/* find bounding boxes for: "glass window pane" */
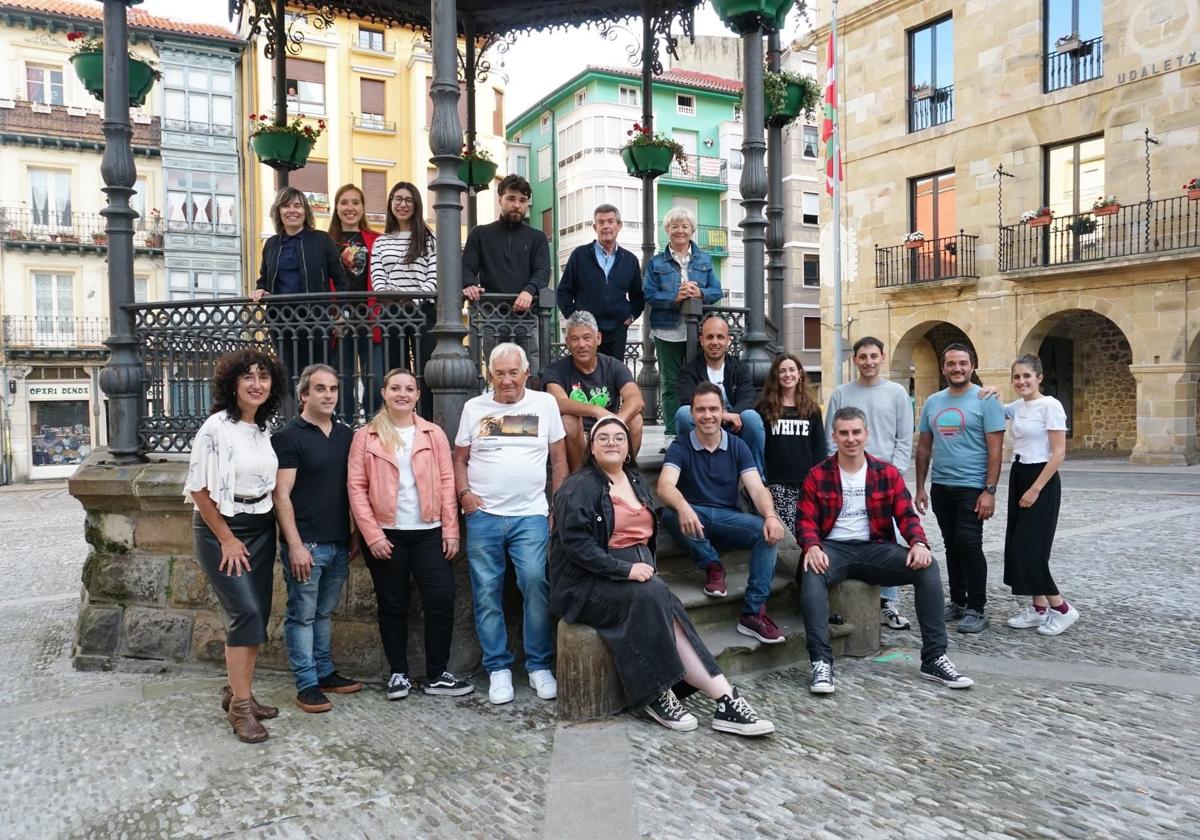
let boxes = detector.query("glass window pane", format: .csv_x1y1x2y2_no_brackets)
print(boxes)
211,72,232,93
167,171,188,189
35,274,52,318
170,271,190,289
165,90,186,121
187,69,208,89
212,96,232,128
188,93,208,123
217,273,237,291
56,276,74,318
167,191,189,225
934,20,953,88
190,171,212,191
165,66,185,86
911,27,932,88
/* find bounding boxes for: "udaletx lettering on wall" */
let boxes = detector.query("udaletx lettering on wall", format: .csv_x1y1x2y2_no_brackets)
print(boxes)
1117,49,1199,83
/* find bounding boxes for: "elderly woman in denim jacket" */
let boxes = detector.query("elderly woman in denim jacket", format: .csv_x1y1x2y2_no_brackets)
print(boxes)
642,207,723,445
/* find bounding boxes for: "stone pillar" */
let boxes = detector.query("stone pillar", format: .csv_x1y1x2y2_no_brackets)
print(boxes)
738,28,772,386
1129,364,1199,465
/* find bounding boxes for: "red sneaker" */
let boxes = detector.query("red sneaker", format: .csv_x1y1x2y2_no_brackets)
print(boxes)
703,564,728,598
737,607,785,644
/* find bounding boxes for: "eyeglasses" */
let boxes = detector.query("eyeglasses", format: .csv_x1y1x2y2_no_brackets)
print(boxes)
390,196,415,206
593,433,628,445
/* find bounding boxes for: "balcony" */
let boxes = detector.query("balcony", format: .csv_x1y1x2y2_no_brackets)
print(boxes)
696,225,731,256
0,100,160,153
1045,36,1103,93
876,231,978,288
0,206,165,253
661,154,728,188
2,316,108,358
352,115,396,133
908,84,954,133
999,196,1200,273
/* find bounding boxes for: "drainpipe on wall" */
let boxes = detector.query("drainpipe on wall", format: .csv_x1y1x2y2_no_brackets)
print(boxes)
548,107,560,341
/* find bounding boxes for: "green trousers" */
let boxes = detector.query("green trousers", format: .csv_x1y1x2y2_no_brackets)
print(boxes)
655,338,687,436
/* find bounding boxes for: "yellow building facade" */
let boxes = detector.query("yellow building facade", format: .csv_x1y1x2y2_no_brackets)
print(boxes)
822,0,1200,464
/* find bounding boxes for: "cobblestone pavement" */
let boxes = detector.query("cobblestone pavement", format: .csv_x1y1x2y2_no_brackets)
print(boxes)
1,464,1198,838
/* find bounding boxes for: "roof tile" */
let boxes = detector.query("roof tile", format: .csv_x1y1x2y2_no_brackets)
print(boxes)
590,64,742,94
0,0,242,42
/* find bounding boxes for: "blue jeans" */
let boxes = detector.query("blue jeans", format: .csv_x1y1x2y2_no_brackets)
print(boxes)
281,541,350,691
464,511,554,674
674,406,766,478
661,503,778,614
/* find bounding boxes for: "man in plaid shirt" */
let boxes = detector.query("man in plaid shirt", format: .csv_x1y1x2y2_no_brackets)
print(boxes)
797,407,974,695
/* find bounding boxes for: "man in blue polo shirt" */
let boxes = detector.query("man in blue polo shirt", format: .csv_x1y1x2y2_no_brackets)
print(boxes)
658,383,787,644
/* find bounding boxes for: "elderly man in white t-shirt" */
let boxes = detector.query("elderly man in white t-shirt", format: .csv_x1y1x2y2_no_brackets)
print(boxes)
453,343,568,705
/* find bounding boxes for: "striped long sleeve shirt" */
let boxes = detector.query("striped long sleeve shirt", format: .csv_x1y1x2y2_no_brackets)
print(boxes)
369,232,437,293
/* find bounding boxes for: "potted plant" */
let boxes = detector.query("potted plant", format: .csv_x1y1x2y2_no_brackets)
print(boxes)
758,69,820,127
903,231,926,249
620,123,688,179
1055,32,1081,54
1184,178,1200,200
1092,195,1120,216
1022,207,1054,227
911,83,933,101
1071,218,1096,236
67,31,161,108
458,146,498,190
145,232,164,248
709,0,794,33
248,113,325,171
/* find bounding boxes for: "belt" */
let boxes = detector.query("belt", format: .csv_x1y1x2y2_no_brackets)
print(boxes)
233,492,269,505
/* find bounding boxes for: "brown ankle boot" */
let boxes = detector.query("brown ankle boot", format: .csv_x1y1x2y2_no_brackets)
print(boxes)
221,685,279,720
227,696,269,743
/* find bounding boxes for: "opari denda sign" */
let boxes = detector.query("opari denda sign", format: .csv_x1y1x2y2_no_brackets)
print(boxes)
1117,49,1199,83
27,384,92,399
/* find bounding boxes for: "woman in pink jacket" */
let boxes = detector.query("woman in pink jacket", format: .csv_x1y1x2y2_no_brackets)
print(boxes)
347,368,474,701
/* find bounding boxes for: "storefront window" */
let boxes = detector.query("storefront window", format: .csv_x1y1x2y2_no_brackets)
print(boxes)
30,400,91,466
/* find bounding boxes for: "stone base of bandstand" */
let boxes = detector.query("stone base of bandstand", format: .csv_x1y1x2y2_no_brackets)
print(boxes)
67,450,501,678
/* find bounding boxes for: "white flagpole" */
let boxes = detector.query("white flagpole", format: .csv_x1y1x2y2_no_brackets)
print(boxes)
831,0,844,386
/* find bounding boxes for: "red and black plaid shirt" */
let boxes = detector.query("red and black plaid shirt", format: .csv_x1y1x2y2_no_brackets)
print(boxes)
798,454,927,551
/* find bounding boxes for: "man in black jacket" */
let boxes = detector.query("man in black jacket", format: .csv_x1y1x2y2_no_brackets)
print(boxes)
556,204,644,361
675,314,765,476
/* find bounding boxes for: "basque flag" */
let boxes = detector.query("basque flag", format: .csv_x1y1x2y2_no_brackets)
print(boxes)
821,30,844,196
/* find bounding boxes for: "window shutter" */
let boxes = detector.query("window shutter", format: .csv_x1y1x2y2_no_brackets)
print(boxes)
284,57,324,83
361,170,388,217
292,161,328,198
360,78,385,115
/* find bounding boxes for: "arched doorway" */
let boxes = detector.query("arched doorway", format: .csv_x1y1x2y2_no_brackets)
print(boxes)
1019,309,1137,455
891,319,979,417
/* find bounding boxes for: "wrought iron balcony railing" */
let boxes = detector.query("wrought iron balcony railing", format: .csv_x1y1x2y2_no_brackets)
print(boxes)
0,206,164,251
352,115,397,132
664,154,728,185
908,84,954,132
2,315,109,356
1045,36,1104,93
696,225,732,255
0,100,160,149
999,195,1200,272
876,231,979,288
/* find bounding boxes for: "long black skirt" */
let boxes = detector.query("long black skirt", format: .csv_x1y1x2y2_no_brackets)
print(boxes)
193,511,277,646
1003,460,1061,596
568,544,721,711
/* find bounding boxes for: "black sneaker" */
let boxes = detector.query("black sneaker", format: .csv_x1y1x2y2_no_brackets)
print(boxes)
809,660,835,695
944,602,966,622
920,654,974,689
423,671,475,697
318,671,363,694
712,688,775,736
644,689,698,731
386,673,412,700
295,686,332,713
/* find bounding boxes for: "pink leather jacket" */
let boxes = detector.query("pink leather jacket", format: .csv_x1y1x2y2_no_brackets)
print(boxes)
347,414,459,548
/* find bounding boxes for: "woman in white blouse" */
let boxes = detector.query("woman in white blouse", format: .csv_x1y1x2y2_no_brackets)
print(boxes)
1003,354,1077,636
185,349,286,743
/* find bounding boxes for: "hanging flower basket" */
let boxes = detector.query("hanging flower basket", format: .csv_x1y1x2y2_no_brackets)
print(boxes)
1183,179,1200,200
67,32,160,108
710,0,794,33
458,147,498,189
759,70,820,127
620,124,687,179
248,114,324,171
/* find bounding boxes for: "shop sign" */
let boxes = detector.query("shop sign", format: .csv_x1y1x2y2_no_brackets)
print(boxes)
27,383,92,399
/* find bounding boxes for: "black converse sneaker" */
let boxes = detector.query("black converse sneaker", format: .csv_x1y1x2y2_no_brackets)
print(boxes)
809,660,836,695
423,671,475,697
920,654,975,689
712,688,775,737
386,673,412,700
644,689,698,731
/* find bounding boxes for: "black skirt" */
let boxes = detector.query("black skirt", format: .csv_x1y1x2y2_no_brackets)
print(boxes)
1003,460,1061,596
567,544,721,710
193,511,277,646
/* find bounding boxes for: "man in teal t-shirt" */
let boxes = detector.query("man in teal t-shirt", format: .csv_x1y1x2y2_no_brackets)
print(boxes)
914,344,1006,634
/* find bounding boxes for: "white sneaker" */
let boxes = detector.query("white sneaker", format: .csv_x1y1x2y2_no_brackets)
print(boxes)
1007,606,1047,629
1037,604,1079,636
528,669,558,700
488,669,514,705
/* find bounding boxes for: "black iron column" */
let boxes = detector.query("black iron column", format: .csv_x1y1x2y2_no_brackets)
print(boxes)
463,21,479,230
738,28,772,384
97,0,145,463
765,30,785,350
424,0,474,442
635,6,660,424
273,0,288,189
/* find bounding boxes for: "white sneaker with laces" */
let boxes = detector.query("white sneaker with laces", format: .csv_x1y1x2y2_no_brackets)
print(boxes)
1037,604,1079,636
528,669,558,700
1007,606,1047,629
488,669,514,705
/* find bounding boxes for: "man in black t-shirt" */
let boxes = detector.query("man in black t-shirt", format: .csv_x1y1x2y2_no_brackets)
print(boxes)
543,310,644,469
271,364,361,714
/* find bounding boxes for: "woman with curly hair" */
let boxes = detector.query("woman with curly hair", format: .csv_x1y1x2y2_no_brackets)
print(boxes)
755,353,825,537
184,349,286,743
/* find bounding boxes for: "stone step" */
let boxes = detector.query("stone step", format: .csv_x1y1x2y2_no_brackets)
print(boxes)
656,553,795,626
696,614,855,679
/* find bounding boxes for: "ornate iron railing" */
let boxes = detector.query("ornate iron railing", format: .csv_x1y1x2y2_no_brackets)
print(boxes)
0,100,160,149
999,196,1200,272
0,206,164,250
696,225,731,255
2,315,109,356
665,154,728,185
908,84,954,132
875,231,979,287
1045,36,1103,93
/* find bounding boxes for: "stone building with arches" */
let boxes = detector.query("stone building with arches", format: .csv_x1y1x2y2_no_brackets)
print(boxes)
817,0,1199,464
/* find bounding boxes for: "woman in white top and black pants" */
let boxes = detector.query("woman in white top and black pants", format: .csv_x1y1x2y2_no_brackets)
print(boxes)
1003,354,1078,636
184,349,286,743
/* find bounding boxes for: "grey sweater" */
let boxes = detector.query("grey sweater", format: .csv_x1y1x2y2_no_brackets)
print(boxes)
824,379,914,471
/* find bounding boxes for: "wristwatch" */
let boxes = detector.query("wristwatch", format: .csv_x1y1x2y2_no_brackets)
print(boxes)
983,484,997,495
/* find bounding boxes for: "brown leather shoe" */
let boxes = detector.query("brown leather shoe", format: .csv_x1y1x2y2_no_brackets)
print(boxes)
221,685,279,720
227,696,269,743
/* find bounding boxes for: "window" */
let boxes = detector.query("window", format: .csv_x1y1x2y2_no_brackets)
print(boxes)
163,65,233,134
493,89,504,136
729,148,744,170
673,129,698,156
131,177,149,231
802,192,819,225
357,26,385,51
575,89,587,107
542,208,553,239
29,168,71,227
802,125,818,158
34,273,74,338
168,270,238,301
676,94,696,115
1045,136,1104,216
911,170,956,241
802,254,820,286
134,275,150,303
618,85,638,106
361,169,388,220
541,112,552,132
285,57,326,116
513,152,528,178
165,170,238,233
1044,0,1104,92
803,316,821,351
292,161,330,213
733,104,743,123
909,17,954,131
1045,0,1102,55
537,145,551,180
360,78,386,125
26,64,64,105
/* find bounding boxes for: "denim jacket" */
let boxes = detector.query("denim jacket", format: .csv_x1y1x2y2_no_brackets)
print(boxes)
641,242,723,331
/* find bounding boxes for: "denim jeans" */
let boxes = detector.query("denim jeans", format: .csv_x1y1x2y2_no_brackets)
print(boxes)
661,503,778,614
798,540,947,665
930,483,989,611
674,406,766,478
464,511,554,674
281,541,350,691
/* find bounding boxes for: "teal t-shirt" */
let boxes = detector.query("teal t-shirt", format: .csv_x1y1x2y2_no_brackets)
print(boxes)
918,385,1007,488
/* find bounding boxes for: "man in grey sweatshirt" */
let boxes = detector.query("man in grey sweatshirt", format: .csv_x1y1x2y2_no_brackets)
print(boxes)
824,336,915,631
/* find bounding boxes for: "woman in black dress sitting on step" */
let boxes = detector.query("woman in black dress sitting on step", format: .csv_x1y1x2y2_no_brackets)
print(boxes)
549,416,775,737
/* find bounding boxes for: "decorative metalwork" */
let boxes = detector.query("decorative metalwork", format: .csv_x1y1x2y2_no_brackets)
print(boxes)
908,84,955,132
242,1,336,59
1044,36,1103,93
875,232,979,287
597,21,643,68
1,206,165,252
